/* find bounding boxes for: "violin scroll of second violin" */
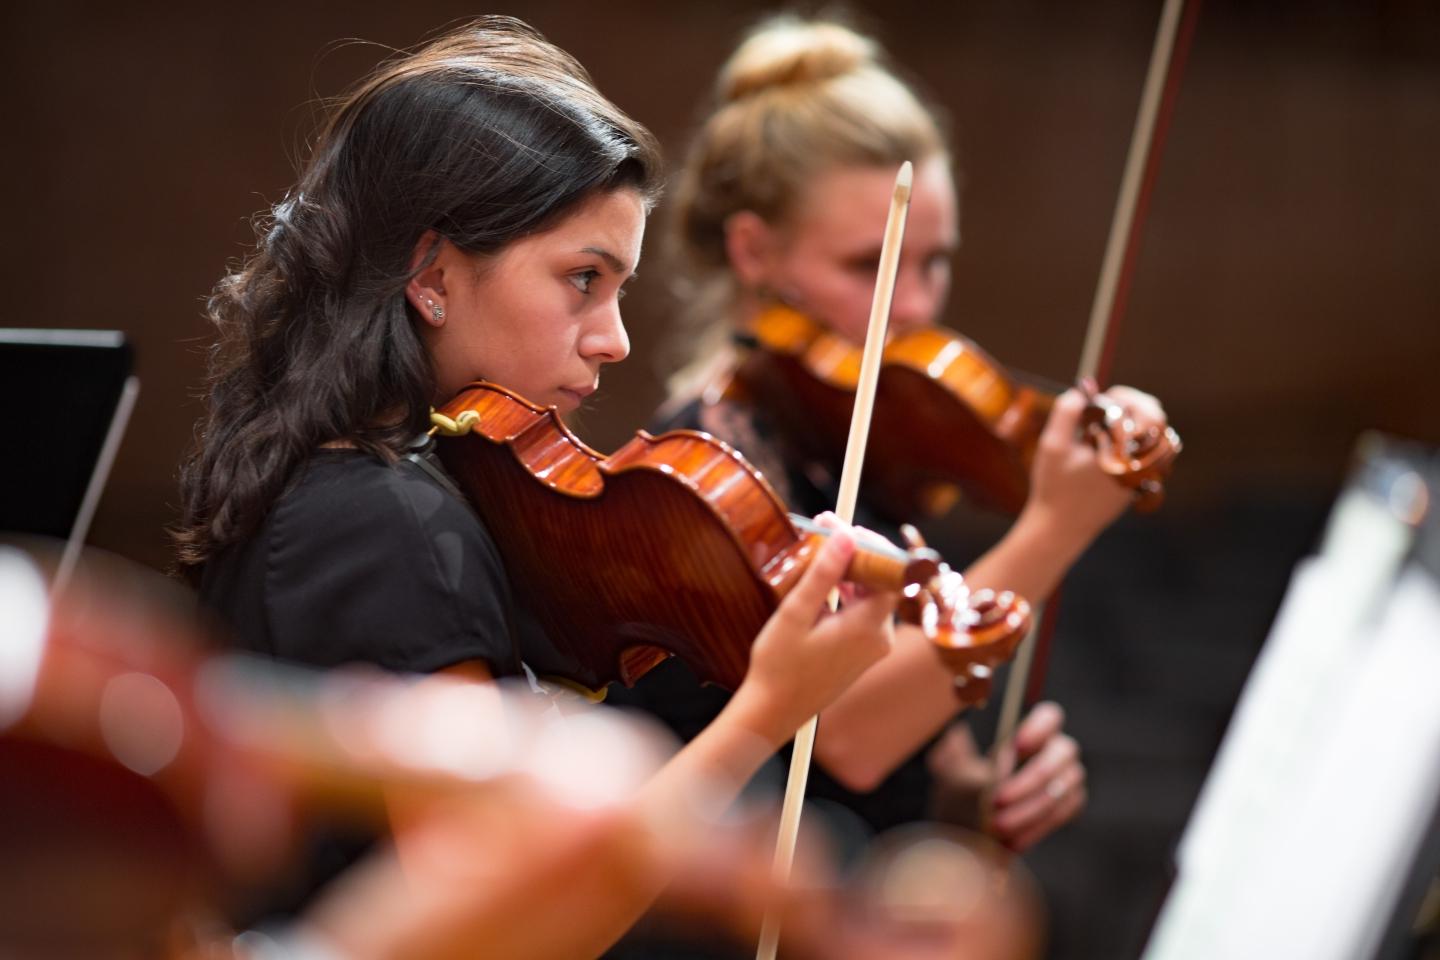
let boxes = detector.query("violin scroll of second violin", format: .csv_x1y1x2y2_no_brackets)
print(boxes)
1079,386,1183,512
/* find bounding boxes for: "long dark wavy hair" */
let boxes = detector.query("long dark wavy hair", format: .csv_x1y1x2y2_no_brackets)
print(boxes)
174,17,662,581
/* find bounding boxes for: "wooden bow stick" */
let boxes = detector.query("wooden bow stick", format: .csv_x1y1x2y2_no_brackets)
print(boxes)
754,161,913,960
991,0,1197,768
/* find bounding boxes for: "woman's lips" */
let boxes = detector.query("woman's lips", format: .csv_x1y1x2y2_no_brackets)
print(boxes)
557,385,595,411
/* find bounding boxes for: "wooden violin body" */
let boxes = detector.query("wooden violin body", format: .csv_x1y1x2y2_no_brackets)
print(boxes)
734,305,1180,521
433,381,1029,699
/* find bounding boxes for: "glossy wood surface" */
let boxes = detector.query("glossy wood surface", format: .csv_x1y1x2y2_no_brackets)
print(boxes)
737,305,1178,519
434,382,1030,695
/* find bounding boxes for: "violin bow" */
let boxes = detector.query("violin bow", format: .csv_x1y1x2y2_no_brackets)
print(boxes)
991,0,1201,762
754,161,914,960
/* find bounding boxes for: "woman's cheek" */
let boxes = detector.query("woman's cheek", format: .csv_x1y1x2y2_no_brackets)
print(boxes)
839,280,878,333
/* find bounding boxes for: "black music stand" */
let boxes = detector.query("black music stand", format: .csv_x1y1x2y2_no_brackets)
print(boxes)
0,329,138,586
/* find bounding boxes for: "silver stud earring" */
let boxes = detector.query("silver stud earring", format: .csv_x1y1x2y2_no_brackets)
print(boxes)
429,300,445,322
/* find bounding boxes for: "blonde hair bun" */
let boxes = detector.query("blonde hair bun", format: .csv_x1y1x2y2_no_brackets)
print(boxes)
719,17,877,103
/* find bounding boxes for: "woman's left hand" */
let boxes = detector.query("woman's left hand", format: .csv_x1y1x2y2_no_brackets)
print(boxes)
1022,384,1170,556
989,701,1087,853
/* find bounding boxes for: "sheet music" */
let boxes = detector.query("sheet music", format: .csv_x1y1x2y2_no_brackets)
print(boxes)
1145,486,1439,959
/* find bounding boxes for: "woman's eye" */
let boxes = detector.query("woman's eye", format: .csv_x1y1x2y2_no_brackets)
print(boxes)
568,269,601,294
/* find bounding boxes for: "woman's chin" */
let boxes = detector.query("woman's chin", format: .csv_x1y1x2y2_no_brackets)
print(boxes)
554,389,584,414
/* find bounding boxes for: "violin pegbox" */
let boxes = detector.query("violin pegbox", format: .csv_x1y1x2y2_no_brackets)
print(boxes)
1079,389,1183,513
902,561,1031,709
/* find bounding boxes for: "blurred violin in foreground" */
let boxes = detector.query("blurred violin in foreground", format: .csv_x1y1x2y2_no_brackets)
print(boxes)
731,304,1182,519
0,548,1043,960
0,546,679,958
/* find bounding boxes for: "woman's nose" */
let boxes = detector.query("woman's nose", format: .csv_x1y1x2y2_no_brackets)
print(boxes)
582,303,630,364
888,268,942,333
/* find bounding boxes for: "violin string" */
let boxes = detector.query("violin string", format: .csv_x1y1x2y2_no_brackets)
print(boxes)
1010,367,1073,396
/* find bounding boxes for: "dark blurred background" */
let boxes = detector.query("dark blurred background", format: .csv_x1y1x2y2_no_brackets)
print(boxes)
2,1,1437,956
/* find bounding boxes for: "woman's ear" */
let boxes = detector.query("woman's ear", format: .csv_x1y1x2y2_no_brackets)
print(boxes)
406,230,449,327
723,211,779,292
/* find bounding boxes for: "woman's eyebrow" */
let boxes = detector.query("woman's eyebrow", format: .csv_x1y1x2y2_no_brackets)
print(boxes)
580,245,629,274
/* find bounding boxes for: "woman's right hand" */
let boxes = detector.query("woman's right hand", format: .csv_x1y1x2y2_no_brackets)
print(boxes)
728,521,897,747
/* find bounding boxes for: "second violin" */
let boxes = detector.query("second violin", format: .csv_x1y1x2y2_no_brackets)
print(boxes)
732,304,1182,520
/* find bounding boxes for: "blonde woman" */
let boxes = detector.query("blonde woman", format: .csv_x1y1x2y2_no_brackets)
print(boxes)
612,16,1169,856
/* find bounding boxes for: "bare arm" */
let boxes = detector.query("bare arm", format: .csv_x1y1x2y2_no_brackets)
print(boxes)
300,526,898,960
812,506,1092,790
813,387,1159,790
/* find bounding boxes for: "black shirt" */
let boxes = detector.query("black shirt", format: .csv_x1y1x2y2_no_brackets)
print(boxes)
200,449,522,676
198,446,543,923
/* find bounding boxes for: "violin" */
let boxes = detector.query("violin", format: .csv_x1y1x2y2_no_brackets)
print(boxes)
431,380,1031,703
0,546,681,958
730,304,1182,520
1,551,647,829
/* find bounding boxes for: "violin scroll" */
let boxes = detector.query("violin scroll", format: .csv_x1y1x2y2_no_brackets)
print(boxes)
1079,386,1183,512
899,572,1031,707
788,515,1029,705
891,525,1032,706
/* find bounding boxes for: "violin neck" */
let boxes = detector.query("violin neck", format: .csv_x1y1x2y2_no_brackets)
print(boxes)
787,513,908,562
787,513,941,595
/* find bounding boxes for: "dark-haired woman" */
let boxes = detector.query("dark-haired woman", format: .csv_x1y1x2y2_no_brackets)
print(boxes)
178,18,897,956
